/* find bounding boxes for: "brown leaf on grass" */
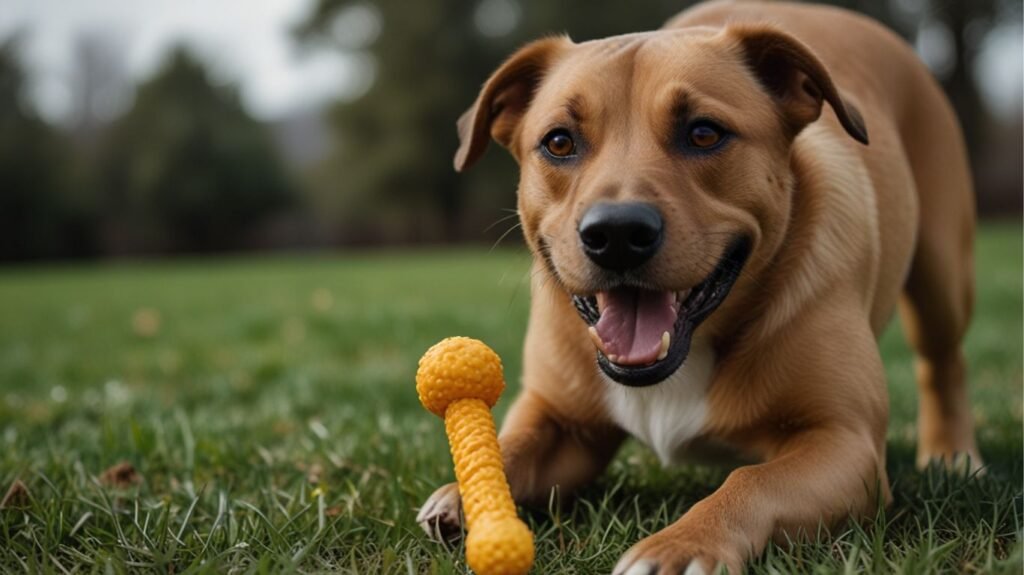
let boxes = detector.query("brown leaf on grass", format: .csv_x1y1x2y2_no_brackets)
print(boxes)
0,480,30,509
131,307,162,338
100,461,142,487
325,506,343,517
272,419,296,435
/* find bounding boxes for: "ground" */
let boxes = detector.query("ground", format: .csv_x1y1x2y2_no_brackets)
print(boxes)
0,224,1020,574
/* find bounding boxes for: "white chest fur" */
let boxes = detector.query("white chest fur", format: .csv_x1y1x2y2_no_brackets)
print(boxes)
603,336,715,465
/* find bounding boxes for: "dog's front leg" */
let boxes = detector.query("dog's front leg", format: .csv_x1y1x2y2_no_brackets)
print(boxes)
614,305,893,575
418,388,624,540
612,427,887,574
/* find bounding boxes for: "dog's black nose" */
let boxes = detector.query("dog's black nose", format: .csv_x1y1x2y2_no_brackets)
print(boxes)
578,202,664,271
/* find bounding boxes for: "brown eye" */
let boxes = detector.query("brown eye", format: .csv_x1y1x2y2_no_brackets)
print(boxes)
542,130,576,158
688,123,724,149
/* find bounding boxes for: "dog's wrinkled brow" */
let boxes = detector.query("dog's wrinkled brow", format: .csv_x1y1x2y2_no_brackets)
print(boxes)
662,88,736,128
666,88,693,120
563,95,585,123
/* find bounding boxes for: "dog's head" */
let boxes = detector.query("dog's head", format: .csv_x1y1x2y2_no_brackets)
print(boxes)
456,25,867,386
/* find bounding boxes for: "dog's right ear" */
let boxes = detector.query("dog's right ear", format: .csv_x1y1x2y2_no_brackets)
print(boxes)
454,36,571,172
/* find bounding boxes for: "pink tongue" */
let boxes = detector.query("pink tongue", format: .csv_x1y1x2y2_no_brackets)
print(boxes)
594,288,677,366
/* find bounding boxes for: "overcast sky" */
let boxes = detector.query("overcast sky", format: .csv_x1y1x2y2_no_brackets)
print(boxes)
2,1,1021,123
1,0,361,122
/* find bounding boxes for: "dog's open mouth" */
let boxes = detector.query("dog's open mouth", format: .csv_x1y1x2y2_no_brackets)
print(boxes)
572,237,751,387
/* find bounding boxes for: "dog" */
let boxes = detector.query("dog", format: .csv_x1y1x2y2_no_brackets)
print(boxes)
418,1,981,572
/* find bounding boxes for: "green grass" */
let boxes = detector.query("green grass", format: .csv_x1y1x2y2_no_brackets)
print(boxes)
0,224,1020,574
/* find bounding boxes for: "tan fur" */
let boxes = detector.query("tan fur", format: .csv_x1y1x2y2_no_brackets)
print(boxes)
419,1,980,572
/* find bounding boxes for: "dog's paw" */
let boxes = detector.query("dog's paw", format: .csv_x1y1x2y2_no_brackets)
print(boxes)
915,448,985,475
416,482,464,542
612,529,735,575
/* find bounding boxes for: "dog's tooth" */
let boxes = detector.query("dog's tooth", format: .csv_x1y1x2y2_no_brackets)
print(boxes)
657,331,671,361
608,354,619,363
587,326,608,354
676,288,691,303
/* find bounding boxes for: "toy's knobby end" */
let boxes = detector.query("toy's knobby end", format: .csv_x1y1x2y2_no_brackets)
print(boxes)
466,517,535,575
416,337,505,417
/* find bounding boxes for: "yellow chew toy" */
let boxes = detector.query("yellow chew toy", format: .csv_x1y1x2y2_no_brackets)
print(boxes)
416,337,535,575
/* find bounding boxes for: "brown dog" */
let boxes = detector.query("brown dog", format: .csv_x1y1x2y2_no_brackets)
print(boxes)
418,1,981,572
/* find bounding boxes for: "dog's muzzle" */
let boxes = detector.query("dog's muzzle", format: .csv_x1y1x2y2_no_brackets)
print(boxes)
573,236,751,387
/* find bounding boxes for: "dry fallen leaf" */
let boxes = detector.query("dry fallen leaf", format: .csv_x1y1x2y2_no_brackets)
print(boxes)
0,480,30,509
100,461,142,487
132,307,162,337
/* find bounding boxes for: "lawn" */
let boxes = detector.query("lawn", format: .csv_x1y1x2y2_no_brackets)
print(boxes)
0,225,1020,574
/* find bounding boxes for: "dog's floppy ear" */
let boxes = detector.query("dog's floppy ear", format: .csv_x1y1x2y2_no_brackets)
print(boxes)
454,36,571,172
729,24,868,145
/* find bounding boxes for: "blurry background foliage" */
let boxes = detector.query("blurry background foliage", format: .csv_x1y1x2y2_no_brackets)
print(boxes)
1,0,1020,261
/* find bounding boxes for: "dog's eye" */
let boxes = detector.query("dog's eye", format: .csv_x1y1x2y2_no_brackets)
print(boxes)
542,130,576,158
687,122,725,149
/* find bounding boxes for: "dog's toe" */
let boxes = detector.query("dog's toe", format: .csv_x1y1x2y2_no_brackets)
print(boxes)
620,559,659,575
416,482,463,542
614,557,710,575
682,563,710,575
614,556,713,575
613,529,727,575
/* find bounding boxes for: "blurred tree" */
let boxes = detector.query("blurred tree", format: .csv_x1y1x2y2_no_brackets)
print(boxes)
69,30,130,146
927,0,1010,173
97,47,295,253
0,35,77,261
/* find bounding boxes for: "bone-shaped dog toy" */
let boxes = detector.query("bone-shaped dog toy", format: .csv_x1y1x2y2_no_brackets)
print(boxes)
416,337,534,575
